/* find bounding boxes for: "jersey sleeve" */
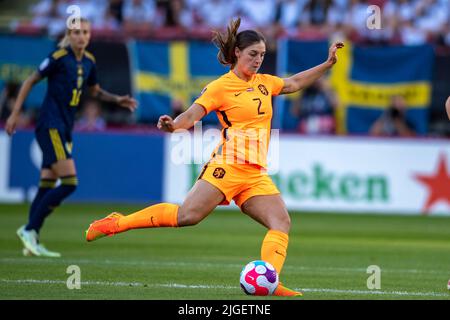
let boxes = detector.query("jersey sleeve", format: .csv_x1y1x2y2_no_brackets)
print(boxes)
37,55,57,78
266,74,284,96
194,81,222,114
87,62,98,87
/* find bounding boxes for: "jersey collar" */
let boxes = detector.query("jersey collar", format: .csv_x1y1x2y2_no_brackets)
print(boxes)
66,46,84,62
229,70,257,85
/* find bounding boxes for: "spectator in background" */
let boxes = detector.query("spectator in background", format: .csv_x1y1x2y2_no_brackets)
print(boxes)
123,0,159,34
274,0,307,36
197,0,236,29
299,0,331,28
398,17,428,45
290,78,337,135
31,0,67,37
93,2,121,31
370,95,416,137
414,0,448,43
298,0,345,40
237,0,277,30
67,0,104,22
163,0,195,29
75,99,107,131
345,0,371,42
109,0,124,24
326,0,349,41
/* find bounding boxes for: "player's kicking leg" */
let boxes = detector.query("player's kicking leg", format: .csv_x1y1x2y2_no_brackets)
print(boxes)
85,180,224,241
241,194,303,297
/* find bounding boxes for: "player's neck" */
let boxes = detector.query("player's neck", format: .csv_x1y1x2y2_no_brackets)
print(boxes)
232,68,253,82
70,45,85,61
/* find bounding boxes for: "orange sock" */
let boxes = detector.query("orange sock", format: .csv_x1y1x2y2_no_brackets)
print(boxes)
117,203,179,232
260,229,289,275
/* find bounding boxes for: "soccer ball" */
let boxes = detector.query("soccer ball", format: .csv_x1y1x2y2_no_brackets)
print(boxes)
240,260,279,296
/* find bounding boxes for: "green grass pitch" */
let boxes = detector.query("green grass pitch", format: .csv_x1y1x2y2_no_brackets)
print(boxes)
0,203,449,300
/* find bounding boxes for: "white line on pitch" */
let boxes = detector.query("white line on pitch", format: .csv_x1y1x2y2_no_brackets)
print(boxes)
1,279,449,298
0,258,448,275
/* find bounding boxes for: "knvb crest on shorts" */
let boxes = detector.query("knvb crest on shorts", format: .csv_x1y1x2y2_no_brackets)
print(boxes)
213,167,226,179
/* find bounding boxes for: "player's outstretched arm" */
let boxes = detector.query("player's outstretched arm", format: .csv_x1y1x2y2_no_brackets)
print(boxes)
446,96,450,120
89,85,137,112
280,42,344,95
5,72,42,136
157,103,205,133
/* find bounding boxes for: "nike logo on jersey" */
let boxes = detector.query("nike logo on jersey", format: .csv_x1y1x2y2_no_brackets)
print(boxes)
235,88,254,96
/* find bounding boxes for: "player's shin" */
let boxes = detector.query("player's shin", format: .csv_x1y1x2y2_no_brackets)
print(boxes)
260,229,288,275
117,203,179,232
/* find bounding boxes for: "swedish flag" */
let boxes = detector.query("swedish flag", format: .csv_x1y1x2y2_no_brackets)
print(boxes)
129,40,228,123
276,40,435,134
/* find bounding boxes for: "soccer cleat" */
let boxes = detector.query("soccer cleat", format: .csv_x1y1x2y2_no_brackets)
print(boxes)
22,244,61,258
16,226,41,256
36,244,61,258
85,212,123,242
273,283,303,297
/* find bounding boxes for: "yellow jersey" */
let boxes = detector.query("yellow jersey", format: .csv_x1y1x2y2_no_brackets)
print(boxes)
195,70,284,168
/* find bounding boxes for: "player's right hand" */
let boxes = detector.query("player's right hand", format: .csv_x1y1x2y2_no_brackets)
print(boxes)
157,115,175,132
5,114,18,136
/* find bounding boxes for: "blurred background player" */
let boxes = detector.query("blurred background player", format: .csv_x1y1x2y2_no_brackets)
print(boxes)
5,18,137,257
85,18,343,297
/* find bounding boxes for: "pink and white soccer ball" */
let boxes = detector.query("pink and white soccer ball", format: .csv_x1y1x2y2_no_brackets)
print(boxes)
240,260,279,295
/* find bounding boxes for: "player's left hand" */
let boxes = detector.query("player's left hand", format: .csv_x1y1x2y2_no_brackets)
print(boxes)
327,42,344,66
117,95,138,112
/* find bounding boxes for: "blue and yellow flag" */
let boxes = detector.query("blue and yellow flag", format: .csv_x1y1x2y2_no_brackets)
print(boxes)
129,40,228,123
274,40,329,129
276,40,435,134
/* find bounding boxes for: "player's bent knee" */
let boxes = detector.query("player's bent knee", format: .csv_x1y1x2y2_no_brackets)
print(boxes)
269,212,291,233
177,204,209,227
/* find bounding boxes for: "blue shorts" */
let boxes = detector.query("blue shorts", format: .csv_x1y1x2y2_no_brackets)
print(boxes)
35,127,73,169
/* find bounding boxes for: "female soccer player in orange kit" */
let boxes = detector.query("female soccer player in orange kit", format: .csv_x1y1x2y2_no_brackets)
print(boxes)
86,18,343,297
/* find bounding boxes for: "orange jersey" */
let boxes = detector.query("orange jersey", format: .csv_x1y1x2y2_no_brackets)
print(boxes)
194,70,284,168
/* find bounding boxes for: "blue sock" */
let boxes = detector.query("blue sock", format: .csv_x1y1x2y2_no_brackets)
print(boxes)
26,176,78,233
25,179,57,231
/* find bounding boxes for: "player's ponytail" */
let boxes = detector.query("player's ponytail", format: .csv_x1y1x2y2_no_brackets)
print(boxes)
212,17,241,67
212,17,266,68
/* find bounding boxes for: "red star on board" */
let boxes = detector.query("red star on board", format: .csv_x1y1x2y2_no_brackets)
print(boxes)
414,154,450,214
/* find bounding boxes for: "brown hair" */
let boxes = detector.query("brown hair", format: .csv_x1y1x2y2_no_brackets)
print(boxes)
212,17,266,68
58,18,90,48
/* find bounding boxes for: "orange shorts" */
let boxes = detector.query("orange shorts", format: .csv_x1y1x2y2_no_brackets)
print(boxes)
198,162,280,208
